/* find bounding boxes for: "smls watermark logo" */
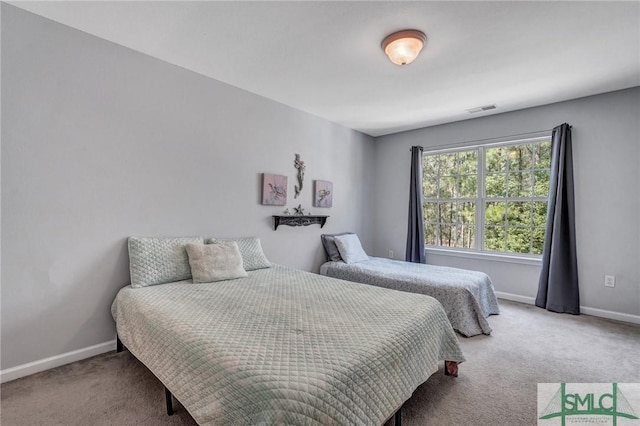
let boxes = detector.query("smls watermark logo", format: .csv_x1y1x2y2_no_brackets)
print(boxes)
538,383,640,425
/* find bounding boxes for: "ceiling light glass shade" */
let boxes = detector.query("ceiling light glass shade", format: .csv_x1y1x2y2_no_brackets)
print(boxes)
382,30,426,66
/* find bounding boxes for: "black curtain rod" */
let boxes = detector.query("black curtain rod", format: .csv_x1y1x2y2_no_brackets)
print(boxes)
408,128,555,152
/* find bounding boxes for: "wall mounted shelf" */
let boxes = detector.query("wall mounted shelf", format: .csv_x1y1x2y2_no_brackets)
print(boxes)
272,215,329,230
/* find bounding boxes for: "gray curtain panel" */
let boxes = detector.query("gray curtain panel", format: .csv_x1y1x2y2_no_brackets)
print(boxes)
406,146,426,263
535,123,580,314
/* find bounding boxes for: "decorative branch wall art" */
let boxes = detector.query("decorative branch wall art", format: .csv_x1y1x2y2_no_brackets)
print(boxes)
314,180,333,208
262,173,288,205
294,153,306,199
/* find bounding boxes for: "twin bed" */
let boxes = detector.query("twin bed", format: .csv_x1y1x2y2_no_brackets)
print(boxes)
321,257,499,337
320,233,500,337
112,236,466,425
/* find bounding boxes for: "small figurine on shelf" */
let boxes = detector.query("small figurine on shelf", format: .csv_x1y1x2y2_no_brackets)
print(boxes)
293,204,305,215
283,208,291,215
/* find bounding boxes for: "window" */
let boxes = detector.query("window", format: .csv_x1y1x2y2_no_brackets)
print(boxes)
422,137,552,256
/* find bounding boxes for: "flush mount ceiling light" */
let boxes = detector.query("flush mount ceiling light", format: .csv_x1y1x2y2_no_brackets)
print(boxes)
382,29,427,66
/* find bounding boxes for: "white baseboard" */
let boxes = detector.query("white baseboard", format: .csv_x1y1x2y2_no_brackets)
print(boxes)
495,291,640,325
0,339,116,384
579,306,640,325
495,291,536,305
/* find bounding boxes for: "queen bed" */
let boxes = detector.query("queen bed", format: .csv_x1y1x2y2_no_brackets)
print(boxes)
320,234,500,337
112,236,465,426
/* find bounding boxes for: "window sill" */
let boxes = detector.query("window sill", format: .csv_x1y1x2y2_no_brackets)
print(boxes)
425,247,542,266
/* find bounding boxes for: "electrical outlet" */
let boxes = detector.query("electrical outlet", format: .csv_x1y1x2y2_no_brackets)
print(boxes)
388,250,394,259
604,275,615,288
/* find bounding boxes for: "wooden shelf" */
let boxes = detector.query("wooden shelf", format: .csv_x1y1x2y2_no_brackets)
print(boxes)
272,215,329,230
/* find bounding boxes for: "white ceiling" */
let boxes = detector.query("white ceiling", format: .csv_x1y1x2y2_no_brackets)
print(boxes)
10,1,640,137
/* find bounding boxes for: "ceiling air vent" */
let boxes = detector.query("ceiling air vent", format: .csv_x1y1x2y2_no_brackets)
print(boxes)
467,104,497,114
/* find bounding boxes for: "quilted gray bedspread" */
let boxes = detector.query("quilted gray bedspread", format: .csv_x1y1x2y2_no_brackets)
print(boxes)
320,258,500,337
112,265,464,426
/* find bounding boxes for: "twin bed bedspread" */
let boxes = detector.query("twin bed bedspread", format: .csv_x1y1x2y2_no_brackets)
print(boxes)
112,264,465,425
320,257,500,337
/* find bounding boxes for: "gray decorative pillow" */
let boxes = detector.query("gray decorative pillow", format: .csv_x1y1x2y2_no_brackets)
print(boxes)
128,236,204,288
334,234,369,264
207,237,271,271
320,232,353,262
185,242,248,283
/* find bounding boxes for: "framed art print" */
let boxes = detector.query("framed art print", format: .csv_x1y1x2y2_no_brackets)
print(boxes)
262,173,288,206
314,180,333,208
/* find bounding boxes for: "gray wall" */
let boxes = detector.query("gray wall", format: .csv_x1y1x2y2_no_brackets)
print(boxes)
373,87,640,317
1,5,374,369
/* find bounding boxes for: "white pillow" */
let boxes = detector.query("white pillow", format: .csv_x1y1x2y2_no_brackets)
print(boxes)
185,241,248,283
334,234,369,264
207,237,271,271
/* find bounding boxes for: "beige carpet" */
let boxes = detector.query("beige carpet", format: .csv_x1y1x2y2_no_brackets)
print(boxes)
2,300,639,425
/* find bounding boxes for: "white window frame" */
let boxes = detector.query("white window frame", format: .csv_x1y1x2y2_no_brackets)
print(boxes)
422,135,551,262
